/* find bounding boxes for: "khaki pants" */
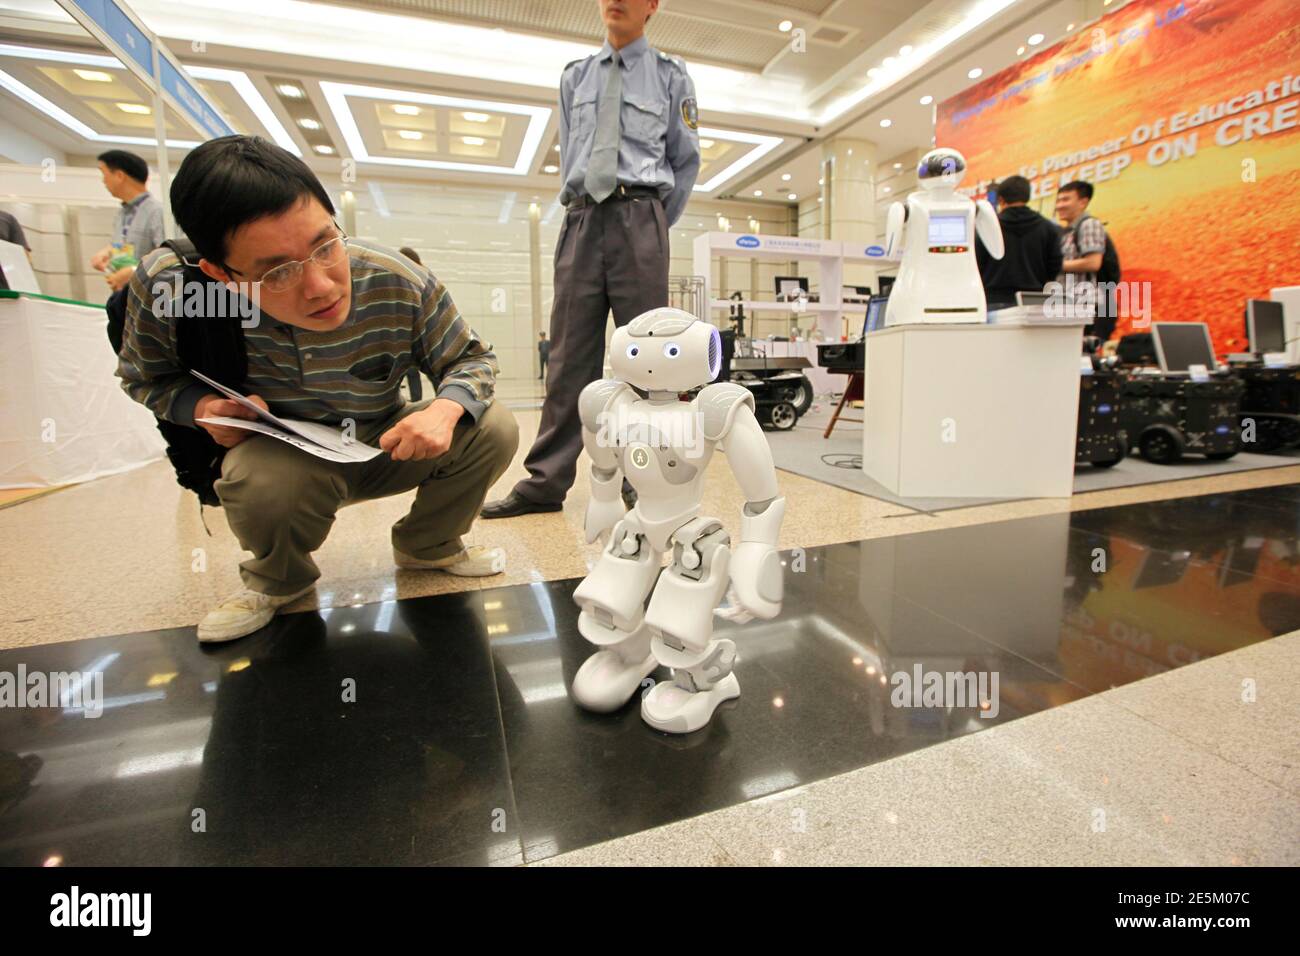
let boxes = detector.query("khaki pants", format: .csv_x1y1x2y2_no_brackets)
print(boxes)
215,400,520,595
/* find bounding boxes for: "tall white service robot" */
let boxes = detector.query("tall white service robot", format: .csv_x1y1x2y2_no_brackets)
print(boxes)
571,308,786,734
883,147,1004,327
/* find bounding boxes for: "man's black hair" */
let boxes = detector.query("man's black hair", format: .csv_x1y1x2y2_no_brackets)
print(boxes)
170,135,335,266
96,149,149,184
995,175,1031,205
398,246,422,265
1058,179,1094,202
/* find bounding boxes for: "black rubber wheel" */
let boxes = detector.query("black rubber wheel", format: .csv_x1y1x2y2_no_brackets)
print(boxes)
1091,431,1129,468
790,376,815,417
769,402,797,431
1139,429,1183,464
1204,451,1237,461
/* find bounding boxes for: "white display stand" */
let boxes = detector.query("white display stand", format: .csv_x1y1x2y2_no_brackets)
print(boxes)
1,292,165,488
862,320,1086,499
693,231,896,395
1269,285,1300,364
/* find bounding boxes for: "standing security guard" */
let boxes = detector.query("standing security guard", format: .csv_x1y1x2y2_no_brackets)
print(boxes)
482,0,700,518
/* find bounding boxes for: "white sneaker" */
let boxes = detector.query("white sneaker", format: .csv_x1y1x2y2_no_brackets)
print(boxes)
393,545,506,577
196,585,314,643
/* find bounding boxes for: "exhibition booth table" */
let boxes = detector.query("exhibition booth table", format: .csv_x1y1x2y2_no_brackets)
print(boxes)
0,290,165,488
863,319,1088,499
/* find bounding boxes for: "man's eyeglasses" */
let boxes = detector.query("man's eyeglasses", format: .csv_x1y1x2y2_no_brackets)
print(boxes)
185,228,350,293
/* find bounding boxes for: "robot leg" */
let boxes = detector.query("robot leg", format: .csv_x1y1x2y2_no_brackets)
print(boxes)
641,517,739,734
570,516,662,712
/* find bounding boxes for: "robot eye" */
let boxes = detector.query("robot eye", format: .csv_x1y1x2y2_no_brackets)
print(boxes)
626,344,639,358
662,342,681,358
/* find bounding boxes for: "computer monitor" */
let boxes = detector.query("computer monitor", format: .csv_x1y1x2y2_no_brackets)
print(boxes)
1152,322,1216,374
1016,291,1052,308
862,294,890,336
775,276,809,298
1246,299,1286,354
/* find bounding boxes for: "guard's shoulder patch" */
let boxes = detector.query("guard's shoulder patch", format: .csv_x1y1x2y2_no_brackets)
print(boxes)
680,96,698,130
696,382,755,441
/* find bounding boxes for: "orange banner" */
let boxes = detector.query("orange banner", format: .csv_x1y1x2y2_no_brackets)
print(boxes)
937,0,1300,352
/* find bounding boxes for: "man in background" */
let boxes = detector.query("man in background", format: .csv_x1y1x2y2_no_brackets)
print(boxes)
976,174,1062,310
1056,179,1115,340
481,0,700,518
537,331,550,380
90,149,165,294
0,209,32,263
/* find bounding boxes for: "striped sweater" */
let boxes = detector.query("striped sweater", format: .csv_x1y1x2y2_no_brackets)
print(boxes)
116,239,498,428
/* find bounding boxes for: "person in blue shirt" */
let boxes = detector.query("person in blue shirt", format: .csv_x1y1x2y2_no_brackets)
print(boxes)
483,0,700,518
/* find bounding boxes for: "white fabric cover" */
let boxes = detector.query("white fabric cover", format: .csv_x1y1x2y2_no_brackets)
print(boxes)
1,295,165,488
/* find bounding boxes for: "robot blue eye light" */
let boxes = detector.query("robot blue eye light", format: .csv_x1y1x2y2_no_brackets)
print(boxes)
663,343,680,358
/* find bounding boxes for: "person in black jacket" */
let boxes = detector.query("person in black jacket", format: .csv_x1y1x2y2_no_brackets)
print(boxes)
976,175,1063,310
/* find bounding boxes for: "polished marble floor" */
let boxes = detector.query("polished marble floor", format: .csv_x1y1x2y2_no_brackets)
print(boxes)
1,485,1296,865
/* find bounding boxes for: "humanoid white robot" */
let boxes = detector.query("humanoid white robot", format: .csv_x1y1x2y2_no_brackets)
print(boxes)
571,308,786,734
883,147,1004,327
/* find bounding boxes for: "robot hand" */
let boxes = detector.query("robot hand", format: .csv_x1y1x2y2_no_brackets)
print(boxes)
583,465,626,543
715,585,754,625
726,541,783,620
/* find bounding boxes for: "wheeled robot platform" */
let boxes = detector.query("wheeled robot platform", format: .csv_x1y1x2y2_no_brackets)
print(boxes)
1119,375,1243,464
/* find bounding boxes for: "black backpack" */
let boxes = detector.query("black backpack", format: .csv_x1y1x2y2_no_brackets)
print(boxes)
107,239,248,506
1072,214,1122,286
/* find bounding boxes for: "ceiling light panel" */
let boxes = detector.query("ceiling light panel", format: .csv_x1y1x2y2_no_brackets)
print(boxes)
321,81,549,175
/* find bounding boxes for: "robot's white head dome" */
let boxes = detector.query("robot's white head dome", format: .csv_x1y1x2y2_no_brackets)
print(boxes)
610,307,722,392
916,148,967,191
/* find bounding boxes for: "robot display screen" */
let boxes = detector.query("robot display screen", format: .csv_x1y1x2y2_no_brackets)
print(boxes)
1247,300,1286,353
1153,322,1216,373
927,215,968,245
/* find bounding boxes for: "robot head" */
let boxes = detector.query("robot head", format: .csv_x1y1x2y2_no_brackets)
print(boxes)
916,148,967,191
609,308,722,392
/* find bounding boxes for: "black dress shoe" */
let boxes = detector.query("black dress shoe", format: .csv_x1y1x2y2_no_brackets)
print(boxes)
480,490,562,519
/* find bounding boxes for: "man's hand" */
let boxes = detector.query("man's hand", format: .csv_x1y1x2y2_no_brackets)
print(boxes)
194,393,270,448
90,247,111,272
105,266,134,292
379,398,464,461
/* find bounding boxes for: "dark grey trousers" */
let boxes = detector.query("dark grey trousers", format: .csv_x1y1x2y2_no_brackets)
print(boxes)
514,193,669,503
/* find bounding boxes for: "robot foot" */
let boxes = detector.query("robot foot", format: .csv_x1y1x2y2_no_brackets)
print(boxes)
572,649,658,714
641,672,740,734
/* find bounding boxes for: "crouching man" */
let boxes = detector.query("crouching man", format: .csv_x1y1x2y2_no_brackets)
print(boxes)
117,135,519,643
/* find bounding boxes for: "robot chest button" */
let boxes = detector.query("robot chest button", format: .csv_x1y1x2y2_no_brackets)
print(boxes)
629,446,652,469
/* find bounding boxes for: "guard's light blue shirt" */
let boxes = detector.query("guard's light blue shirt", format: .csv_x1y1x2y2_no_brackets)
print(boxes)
557,35,701,226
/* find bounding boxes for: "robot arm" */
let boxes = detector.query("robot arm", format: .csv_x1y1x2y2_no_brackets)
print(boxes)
699,386,785,620
579,379,632,543
884,200,906,259
974,198,1004,259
